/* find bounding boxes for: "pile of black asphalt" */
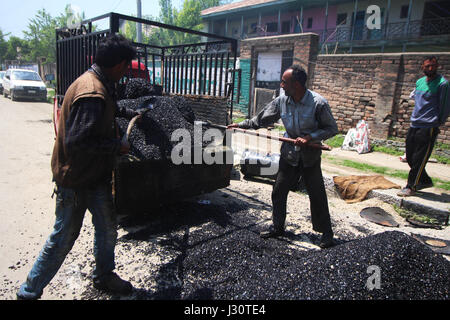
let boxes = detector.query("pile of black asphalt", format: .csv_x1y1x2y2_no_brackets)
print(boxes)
120,78,162,100
179,215,449,300
83,195,449,300
116,95,202,161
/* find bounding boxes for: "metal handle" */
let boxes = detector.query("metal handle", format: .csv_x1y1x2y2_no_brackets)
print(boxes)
194,121,331,151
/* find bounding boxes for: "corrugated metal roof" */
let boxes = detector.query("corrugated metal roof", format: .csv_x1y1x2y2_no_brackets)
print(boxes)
201,0,279,16
201,0,353,17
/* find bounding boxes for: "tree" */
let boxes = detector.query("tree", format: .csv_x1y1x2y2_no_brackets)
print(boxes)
160,0,175,25
3,36,30,63
199,0,222,10
11,5,88,65
141,0,227,46
0,29,9,66
22,9,58,63
167,0,226,45
172,0,203,44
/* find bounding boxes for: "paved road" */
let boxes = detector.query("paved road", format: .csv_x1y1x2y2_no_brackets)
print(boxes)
0,95,56,298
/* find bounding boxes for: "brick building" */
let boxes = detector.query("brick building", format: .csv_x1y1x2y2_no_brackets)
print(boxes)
201,1,450,144
202,0,450,53
236,33,450,143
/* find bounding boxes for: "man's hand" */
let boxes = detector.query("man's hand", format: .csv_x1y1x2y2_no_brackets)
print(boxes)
294,135,312,146
227,123,239,129
119,140,130,155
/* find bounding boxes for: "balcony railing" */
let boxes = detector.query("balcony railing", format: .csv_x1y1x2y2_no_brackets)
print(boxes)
241,17,450,45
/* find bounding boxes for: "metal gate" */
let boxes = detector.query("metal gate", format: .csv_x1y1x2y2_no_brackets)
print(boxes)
55,12,238,117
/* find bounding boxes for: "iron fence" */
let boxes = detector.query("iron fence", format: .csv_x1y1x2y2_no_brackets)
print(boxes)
55,12,238,110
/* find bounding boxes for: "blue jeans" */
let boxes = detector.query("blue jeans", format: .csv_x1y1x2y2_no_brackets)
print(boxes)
17,183,117,299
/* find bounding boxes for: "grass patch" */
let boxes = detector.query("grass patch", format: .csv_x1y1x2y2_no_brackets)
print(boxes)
435,141,450,150
232,117,245,124
371,145,404,156
46,88,55,104
435,180,450,191
434,154,450,165
392,204,440,225
325,134,345,148
340,159,409,179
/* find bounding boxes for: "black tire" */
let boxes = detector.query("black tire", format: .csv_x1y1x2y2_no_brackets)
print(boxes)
3,90,7,98
10,90,16,101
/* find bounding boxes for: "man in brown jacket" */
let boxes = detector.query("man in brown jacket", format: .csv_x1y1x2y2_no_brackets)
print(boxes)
17,34,140,299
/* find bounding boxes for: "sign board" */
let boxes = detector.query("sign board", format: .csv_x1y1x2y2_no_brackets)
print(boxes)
256,52,282,82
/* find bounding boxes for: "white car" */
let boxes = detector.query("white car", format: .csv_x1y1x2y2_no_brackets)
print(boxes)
0,71,5,94
3,69,47,101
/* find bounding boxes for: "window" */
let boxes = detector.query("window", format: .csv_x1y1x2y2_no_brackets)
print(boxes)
281,21,291,34
250,23,257,34
266,22,278,32
11,71,42,81
307,17,313,29
400,5,409,19
337,13,347,25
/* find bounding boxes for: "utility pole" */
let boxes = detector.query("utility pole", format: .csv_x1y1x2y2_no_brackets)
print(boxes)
137,0,142,42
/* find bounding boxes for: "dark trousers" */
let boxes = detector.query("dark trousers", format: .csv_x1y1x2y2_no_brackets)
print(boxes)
405,127,439,189
271,156,332,233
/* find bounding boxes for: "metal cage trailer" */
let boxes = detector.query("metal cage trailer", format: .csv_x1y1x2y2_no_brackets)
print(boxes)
53,13,239,215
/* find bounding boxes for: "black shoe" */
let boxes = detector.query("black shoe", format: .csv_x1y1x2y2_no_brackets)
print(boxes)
93,272,132,295
260,227,284,239
319,231,334,249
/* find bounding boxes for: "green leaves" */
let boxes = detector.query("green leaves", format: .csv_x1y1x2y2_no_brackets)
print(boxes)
23,9,57,63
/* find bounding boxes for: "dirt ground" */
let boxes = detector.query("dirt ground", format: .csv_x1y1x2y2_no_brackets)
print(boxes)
0,97,448,300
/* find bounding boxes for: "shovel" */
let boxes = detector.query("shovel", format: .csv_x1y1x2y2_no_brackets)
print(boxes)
121,103,153,144
194,120,332,151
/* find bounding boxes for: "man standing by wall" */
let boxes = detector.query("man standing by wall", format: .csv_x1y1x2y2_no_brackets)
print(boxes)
17,34,141,299
228,65,338,248
398,56,449,197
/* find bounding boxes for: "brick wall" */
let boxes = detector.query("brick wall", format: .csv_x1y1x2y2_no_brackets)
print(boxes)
238,33,450,144
310,54,382,132
309,53,450,144
178,94,229,125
